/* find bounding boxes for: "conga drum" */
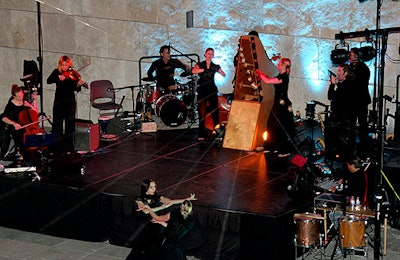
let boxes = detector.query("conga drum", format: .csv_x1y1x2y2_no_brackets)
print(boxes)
339,215,366,248
294,213,320,248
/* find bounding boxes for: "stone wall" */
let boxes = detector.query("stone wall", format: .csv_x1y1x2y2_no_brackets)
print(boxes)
0,0,399,132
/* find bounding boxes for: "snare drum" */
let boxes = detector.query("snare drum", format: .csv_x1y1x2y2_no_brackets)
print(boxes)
155,94,187,127
339,215,366,248
294,213,320,248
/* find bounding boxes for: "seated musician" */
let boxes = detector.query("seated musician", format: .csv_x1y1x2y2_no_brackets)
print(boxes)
328,157,368,230
1,84,38,156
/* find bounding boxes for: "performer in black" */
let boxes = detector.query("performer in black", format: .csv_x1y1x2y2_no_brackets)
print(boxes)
256,58,295,157
1,84,38,156
47,55,85,155
137,200,195,260
126,179,196,259
327,63,357,160
349,48,371,158
192,47,226,140
147,45,190,94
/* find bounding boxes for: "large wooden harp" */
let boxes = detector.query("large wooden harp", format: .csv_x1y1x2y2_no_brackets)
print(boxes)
223,35,278,151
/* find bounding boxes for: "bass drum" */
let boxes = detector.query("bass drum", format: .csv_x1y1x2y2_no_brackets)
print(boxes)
156,94,187,127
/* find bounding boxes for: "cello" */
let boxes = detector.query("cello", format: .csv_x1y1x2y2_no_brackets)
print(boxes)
18,106,50,150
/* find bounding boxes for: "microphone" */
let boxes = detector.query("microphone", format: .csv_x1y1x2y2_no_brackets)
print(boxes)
328,70,336,77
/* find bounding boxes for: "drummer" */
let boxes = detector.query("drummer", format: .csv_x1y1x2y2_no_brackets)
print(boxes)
146,45,190,94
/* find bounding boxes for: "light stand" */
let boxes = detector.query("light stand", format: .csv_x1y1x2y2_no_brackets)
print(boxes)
335,25,400,260
36,1,51,126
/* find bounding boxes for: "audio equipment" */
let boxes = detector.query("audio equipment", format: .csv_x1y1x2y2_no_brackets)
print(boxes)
75,119,100,152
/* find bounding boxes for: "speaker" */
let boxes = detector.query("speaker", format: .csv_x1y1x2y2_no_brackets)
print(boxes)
75,119,100,152
186,10,193,28
324,119,353,161
223,100,268,151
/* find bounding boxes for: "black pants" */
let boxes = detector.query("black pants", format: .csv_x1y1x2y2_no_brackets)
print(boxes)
197,89,219,138
0,128,11,158
266,102,295,153
52,99,76,154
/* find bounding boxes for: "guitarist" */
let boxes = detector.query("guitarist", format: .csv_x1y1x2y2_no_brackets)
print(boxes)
1,84,38,158
47,55,86,155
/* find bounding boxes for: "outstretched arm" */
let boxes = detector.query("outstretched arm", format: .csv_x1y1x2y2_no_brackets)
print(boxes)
160,193,197,207
255,69,281,84
135,199,173,214
142,205,171,223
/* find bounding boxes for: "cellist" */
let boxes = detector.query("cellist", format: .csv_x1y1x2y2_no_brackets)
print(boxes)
0,84,38,156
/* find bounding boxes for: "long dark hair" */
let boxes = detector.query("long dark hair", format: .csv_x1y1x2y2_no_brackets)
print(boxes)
140,178,156,198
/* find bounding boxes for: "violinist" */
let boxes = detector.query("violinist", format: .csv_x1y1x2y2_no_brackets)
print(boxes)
1,84,38,156
47,55,85,155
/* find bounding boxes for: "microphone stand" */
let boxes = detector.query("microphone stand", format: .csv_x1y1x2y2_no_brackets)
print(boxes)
113,84,142,113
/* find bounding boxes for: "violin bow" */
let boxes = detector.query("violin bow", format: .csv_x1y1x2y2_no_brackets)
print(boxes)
74,60,91,72
20,116,51,130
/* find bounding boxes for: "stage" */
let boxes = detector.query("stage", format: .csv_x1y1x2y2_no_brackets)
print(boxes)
3,118,399,259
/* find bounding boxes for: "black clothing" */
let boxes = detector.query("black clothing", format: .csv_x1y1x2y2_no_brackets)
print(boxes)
47,69,80,154
351,62,371,158
1,99,27,152
345,169,366,201
0,124,11,158
266,72,295,153
135,194,164,222
327,79,358,160
147,58,187,92
196,61,221,138
328,79,356,118
127,194,165,260
127,207,195,260
158,209,194,260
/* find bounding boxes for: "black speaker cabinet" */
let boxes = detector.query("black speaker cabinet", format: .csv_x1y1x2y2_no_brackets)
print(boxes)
75,119,99,152
324,119,354,161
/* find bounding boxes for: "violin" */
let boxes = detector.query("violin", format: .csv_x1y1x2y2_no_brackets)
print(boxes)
63,67,88,89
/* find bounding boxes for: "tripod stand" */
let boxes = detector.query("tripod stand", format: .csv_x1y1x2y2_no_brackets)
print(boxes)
185,76,199,128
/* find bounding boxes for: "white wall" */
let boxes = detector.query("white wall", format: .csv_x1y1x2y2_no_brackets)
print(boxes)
1,0,399,133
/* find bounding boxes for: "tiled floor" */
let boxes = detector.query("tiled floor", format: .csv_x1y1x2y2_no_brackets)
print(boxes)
0,225,202,260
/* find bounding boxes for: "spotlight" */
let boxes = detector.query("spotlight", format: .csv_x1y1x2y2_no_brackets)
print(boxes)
359,46,376,62
262,131,268,142
330,43,349,65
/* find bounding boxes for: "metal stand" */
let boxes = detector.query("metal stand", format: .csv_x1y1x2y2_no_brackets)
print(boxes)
335,24,400,260
35,2,51,127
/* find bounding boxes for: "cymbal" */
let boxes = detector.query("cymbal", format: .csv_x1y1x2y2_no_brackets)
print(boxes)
142,77,156,82
180,70,192,77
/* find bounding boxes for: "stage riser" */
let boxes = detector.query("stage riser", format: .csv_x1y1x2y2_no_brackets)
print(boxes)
0,177,296,259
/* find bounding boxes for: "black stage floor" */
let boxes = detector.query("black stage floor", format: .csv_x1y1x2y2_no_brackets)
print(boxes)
0,122,353,259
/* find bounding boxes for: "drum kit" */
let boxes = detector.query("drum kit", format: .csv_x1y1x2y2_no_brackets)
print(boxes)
139,72,197,127
294,212,367,258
